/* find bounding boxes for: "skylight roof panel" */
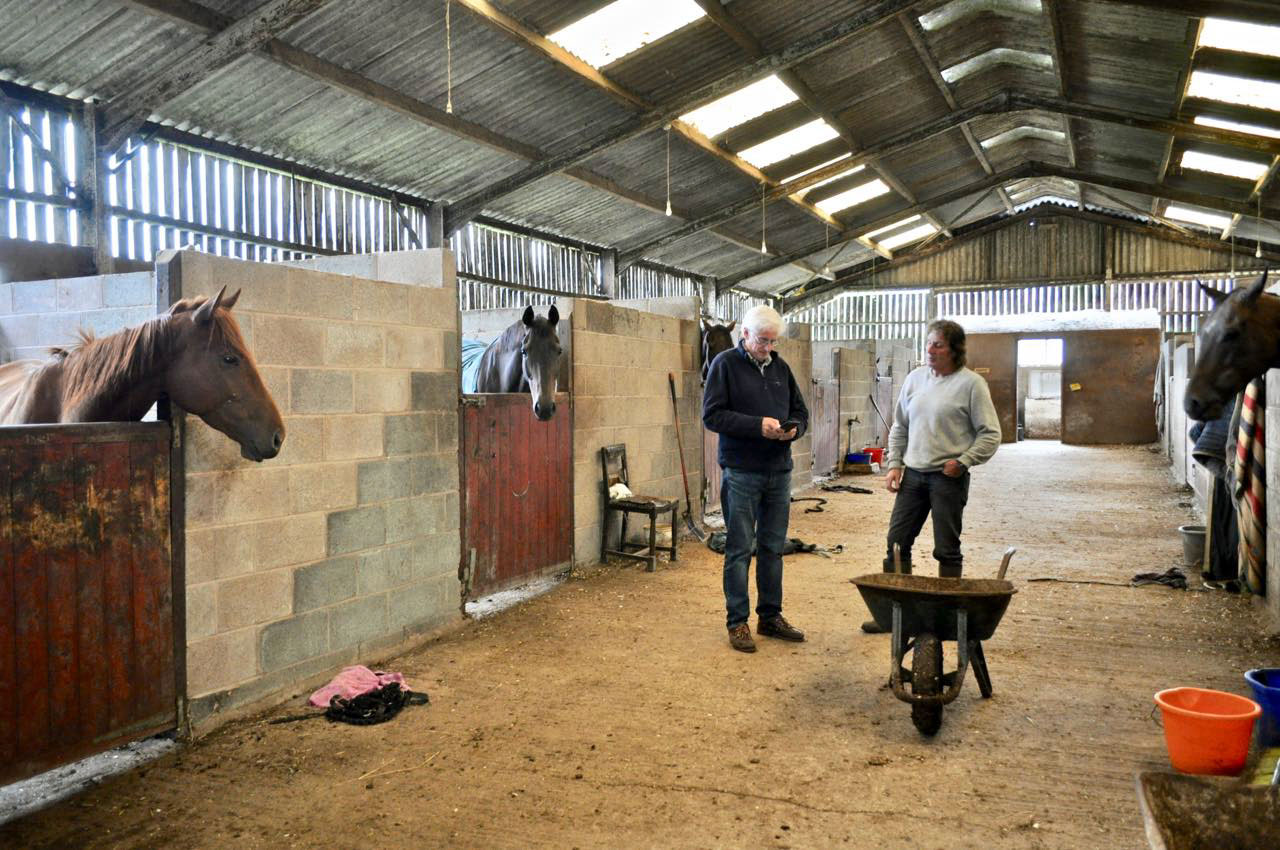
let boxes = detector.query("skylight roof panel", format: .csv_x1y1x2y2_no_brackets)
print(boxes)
797,164,867,195
548,0,706,69
980,125,1067,148
877,222,938,251
737,120,840,169
1165,205,1233,230
865,215,922,239
1188,71,1280,112
941,48,1052,84
1194,115,1280,140
815,179,890,215
679,76,798,139
918,0,1041,31
781,154,852,183
1199,18,1280,59
1181,149,1270,181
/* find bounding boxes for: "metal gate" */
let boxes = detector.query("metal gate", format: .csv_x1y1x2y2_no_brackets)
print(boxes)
461,394,572,599
0,422,177,785
813,380,840,476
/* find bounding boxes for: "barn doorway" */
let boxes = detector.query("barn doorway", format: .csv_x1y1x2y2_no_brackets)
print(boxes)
1017,338,1062,440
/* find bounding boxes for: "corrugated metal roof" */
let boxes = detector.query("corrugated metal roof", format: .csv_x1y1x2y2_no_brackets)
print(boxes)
0,0,1277,297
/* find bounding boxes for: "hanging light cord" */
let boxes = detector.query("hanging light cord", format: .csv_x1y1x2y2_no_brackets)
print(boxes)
760,182,767,255
665,125,672,216
445,0,453,114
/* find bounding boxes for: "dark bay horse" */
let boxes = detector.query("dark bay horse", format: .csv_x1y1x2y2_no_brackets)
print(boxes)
474,305,562,421
701,318,735,382
1186,270,1276,421
0,286,285,461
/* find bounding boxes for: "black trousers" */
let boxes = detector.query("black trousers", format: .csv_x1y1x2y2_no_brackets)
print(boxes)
883,467,970,578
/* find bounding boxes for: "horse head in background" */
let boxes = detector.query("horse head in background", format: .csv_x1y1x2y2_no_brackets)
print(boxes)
701,318,736,382
1185,270,1277,421
475,305,563,420
0,286,286,461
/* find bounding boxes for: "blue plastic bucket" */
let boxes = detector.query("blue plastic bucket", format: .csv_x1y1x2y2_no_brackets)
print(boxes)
1244,668,1280,747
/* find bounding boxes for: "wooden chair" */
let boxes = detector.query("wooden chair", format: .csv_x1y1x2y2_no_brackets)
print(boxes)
600,444,678,571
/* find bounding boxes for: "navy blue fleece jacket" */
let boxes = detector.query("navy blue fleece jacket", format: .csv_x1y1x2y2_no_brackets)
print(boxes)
703,341,809,473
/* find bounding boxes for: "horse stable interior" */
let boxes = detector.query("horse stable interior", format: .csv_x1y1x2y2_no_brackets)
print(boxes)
2,1,1280,846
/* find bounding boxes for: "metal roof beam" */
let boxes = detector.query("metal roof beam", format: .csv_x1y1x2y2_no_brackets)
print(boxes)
898,12,1017,215
443,0,919,233
120,0,756,256
103,0,330,155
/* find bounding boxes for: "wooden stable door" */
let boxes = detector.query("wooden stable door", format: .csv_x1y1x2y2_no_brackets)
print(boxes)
461,393,572,599
0,422,177,785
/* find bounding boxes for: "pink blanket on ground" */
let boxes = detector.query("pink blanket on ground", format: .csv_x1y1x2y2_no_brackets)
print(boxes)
309,666,408,707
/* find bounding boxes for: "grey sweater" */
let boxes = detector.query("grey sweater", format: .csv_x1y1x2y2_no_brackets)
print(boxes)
887,366,1001,472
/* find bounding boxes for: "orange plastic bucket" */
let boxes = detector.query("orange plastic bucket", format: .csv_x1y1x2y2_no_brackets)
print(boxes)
860,447,884,464
1154,687,1261,775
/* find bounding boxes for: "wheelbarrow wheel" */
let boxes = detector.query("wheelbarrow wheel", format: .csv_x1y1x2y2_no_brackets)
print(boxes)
911,633,943,736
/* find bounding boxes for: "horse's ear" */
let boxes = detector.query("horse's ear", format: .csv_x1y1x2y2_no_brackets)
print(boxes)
193,286,226,325
726,320,736,332
522,306,535,327
1245,269,1270,302
221,288,241,311
547,304,559,327
702,318,713,332
1200,282,1229,305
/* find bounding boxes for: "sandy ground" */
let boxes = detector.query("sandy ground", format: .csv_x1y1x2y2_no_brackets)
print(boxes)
3,441,1278,849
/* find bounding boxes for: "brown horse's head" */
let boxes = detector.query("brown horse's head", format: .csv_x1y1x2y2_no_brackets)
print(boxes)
1186,270,1274,421
521,305,562,421
701,318,735,382
167,287,285,461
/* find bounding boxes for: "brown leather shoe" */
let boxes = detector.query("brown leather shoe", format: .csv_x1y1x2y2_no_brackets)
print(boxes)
728,623,756,653
758,615,805,642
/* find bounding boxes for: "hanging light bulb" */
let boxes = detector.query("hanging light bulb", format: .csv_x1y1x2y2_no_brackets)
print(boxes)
664,125,672,216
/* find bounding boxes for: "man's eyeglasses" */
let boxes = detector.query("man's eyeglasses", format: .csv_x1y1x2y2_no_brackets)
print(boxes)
752,336,780,347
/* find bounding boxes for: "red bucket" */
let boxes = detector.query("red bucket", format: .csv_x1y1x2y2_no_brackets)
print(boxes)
861,447,884,464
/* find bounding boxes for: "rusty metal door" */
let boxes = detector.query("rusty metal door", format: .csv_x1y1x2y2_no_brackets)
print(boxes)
461,393,572,599
813,380,840,476
0,422,176,785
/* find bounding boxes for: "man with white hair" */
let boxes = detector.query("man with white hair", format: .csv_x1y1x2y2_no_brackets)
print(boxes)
703,304,809,653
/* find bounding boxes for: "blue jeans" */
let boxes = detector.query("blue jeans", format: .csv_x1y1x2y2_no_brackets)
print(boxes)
722,466,792,628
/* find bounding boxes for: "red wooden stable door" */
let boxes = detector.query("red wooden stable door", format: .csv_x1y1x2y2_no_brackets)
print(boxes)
0,422,177,785
461,393,572,599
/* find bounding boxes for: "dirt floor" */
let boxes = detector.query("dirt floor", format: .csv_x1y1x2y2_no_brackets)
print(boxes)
4,441,1279,849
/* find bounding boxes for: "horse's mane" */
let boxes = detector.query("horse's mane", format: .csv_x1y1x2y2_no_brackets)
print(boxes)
55,296,247,404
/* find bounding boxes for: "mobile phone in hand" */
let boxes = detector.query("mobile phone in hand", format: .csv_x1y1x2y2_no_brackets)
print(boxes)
780,419,799,432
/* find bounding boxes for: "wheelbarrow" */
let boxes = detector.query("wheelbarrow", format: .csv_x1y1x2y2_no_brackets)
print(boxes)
852,547,1017,735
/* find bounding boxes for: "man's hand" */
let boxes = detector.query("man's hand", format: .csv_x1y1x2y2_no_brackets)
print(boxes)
885,467,903,492
942,459,966,478
761,417,786,439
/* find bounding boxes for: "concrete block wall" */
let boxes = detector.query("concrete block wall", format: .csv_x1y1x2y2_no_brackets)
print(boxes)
783,322,814,486
837,348,877,457
571,300,700,566
175,249,462,731
1170,343,1193,488
0,271,156,361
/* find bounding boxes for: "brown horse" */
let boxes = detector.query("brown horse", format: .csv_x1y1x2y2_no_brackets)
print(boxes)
0,286,285,461
1185,270,1276,422
701,318,735,383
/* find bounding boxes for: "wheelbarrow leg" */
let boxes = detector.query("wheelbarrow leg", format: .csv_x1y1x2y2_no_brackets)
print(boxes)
971,640,993,698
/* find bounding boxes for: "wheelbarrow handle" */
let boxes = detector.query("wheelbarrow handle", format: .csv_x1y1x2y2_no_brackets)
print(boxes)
997,547,1017,581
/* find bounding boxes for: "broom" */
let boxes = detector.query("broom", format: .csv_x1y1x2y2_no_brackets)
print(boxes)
668,372,707,542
